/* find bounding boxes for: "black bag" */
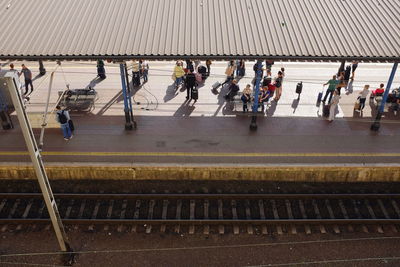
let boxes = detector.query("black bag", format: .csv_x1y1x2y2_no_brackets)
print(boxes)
198,66,207,74
58,110,68,124
68,120,75,132
323,104,330,117
191,87,198,100
296,82,303,94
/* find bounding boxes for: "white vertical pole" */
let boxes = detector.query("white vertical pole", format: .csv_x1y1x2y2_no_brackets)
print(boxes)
4,72,71,252
39,71,55,149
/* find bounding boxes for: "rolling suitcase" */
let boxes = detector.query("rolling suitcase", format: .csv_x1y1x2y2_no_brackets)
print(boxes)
317,92,323,102
212,82,221,90
191,87,198,100
317,86,324,102
323,104,330,117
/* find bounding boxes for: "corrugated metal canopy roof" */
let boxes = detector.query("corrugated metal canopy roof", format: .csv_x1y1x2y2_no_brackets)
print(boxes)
0,0,399,61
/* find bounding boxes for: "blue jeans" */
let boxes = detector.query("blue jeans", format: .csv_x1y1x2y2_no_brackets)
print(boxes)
60,123,72,139
175,77,183,86
143,70,148,82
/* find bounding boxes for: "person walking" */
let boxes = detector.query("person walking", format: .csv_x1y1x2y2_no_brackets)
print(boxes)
273,71,284,101
344,65,352,85
237,59,245,77
328,89,341,122
221,60,236,87
185,71,196,100
19,64,33,95
174,61,185,89
357,85,370,112
55,106,73,140
141,60,149,83
322,75,339,103
97,60,106,79
206,59,212,76
336,71,345,95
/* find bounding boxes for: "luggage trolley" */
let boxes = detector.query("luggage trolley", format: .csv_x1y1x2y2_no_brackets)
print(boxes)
58,87,98,112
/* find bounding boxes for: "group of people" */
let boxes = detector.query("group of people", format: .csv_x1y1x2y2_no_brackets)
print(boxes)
7,63,34,96
173,59,211,101
219,59,285,113
130,60,150,87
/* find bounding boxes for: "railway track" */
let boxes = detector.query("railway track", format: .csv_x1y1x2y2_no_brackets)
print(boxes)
1,193,400,234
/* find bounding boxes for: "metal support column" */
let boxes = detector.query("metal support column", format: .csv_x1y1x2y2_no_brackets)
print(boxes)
371,62,398,131
119,63,135,130
5,72,72,253
124,63,136,128
250,60,263,131
39,60,46,76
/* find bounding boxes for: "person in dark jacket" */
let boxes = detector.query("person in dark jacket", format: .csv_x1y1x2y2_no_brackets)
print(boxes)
344,65,351,85
185,71,196,100
225,80,240,100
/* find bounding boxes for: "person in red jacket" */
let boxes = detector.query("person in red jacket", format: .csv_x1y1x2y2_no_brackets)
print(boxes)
372,83,385,97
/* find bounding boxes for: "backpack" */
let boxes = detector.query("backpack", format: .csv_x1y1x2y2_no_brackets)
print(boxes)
58,110,68,124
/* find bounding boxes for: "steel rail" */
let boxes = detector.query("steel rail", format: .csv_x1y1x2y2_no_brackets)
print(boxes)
1,193,400,199
1,218,400,225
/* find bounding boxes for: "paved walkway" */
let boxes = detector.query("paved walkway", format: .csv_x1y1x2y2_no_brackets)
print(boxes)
0,60,399,165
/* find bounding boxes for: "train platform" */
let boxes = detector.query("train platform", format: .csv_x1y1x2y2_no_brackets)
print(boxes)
0,61,399,180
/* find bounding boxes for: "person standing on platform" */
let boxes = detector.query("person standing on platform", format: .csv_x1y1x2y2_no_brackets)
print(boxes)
351,60,359,79
185,71,196,100
206,59,212,76
194,60,201,71
322,75,339,103
273,71,284,102
131,60,141,87
19,64,33,95
357,85,370,112
55,106,73,140
174,61,185,89
265,60,274,76
141,60,149,83
328,89,341,122
185,60,194,73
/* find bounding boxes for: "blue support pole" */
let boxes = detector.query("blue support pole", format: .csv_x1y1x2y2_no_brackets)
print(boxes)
250,60,263,131
371,62,398,131
119,63,133,130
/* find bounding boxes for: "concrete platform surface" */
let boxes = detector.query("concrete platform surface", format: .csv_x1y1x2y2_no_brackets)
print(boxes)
0,60,399,169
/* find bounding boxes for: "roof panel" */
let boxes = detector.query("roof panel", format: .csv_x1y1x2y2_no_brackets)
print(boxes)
0,0,398,61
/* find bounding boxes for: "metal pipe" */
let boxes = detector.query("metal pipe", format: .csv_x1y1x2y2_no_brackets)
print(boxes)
371,62,398,131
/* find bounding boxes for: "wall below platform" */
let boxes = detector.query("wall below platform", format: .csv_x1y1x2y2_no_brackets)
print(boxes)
0,163,399,182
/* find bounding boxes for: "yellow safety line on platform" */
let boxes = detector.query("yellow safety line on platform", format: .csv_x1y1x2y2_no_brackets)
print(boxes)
0,151,400,157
